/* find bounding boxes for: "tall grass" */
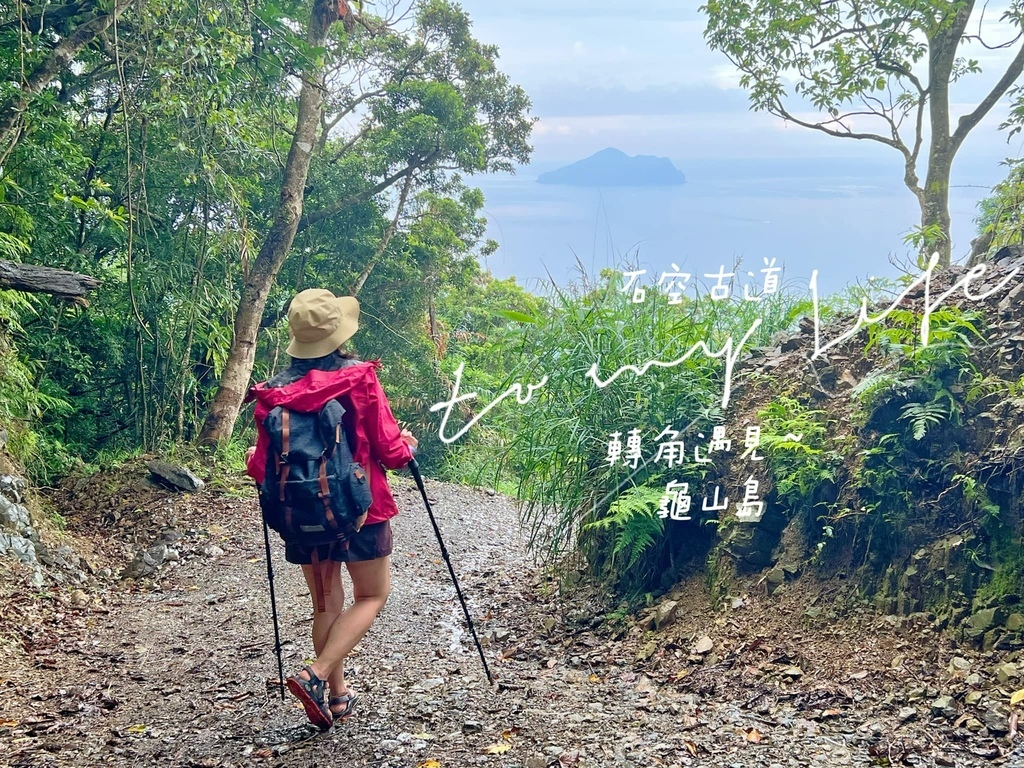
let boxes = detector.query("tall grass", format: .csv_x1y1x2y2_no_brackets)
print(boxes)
444,265,812,596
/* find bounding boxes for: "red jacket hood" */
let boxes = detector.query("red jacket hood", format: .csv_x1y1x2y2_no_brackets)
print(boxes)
245,359,384,413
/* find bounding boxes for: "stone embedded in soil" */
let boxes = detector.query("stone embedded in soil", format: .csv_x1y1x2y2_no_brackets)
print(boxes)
982,706,1009,733
202,545,224,558
653,600,679,629
121,542,168,579
995,662,1018,683
948,656,972,674
781,667,804,679
693,635,714,655
897,706,917,722
965,690,983,706
0,474,26,501
930,696,958,719
637,640,658,660
146,460,205,492
416,678,445,692
0,531,37,564
1006,613,1024,632
966,608,1006,636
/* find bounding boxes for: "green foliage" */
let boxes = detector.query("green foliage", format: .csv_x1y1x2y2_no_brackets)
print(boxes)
0,0,532,472
899,400,952,440
855,306,983,436
0,291,75,481
440,262,808,593
827,305,988,563
582,484,666,570
973,157,1024,255
758,397,839,510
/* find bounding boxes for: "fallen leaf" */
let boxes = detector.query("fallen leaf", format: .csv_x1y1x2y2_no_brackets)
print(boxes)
412,732,435,741
684,740,698,756
588,674,601,683
482,742,511,755
417,761,441,768
1011,689,1024,707
820,709,842,718
745,728,763,743
126,724,148,734
501,727,522,739
0,719,18,727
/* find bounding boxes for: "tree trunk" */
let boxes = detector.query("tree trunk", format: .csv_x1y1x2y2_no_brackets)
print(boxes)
197,0,340,447
920,151,953,267
923,25,953,267
0,0,132,160
918,4,973,268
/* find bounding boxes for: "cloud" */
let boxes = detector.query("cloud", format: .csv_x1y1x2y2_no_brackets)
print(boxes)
528,84,755,117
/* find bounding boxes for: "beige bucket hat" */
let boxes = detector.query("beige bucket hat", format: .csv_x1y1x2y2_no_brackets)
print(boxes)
285,289,360,359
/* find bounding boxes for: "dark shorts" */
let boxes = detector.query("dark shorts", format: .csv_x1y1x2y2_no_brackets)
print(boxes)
284,520,394,565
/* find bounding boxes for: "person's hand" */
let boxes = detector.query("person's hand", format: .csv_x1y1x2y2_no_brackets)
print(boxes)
400,429,418,452
245,446,256,462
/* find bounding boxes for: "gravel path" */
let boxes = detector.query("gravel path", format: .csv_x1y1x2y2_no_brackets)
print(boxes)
2,476,1024,767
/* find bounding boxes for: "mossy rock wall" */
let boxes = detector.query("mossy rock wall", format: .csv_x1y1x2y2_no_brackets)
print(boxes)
702,252,1024,640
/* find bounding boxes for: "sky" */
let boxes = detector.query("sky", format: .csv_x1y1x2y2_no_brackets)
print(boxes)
454,0,1024,177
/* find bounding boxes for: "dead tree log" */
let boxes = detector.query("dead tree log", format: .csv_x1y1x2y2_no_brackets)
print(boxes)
0,259,101,302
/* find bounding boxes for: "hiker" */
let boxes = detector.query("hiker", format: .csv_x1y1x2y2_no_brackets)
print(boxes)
244,289,417,730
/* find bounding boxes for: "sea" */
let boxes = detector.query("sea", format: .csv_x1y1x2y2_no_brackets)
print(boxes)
471,156,1002,299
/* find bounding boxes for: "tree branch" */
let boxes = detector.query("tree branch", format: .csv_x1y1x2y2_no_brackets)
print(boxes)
0,0,132,155
299,151,438,232
326,125,371,164
952,41,1024,149
771,100,908,153
351,171,414,296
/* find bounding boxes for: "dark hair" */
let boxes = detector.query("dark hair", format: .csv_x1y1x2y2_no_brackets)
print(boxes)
266,350,360,389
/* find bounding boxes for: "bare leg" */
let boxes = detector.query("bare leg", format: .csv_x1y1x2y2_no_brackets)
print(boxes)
299,560,347,693
305,556,391,688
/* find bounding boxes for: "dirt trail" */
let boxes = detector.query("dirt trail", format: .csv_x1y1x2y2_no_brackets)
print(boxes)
2,477,1024,768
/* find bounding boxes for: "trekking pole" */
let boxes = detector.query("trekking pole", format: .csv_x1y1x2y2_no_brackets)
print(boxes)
262,517,286,701
408,458,494,685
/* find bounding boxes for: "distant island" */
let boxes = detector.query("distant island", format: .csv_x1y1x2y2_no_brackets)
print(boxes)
536,147,687,187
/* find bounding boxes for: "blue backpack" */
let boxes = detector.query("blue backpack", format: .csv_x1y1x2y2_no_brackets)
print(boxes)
258,399,372,548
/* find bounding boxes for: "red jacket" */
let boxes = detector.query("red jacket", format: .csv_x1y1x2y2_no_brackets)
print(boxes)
245,360,412,525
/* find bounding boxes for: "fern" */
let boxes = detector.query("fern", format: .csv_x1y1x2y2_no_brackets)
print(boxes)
584,484,666,569
852,369,911,409
898,400,948,440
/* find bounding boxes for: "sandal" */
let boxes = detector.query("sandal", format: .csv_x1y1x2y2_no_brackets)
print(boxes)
285,665,333,731
329,690,359,721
